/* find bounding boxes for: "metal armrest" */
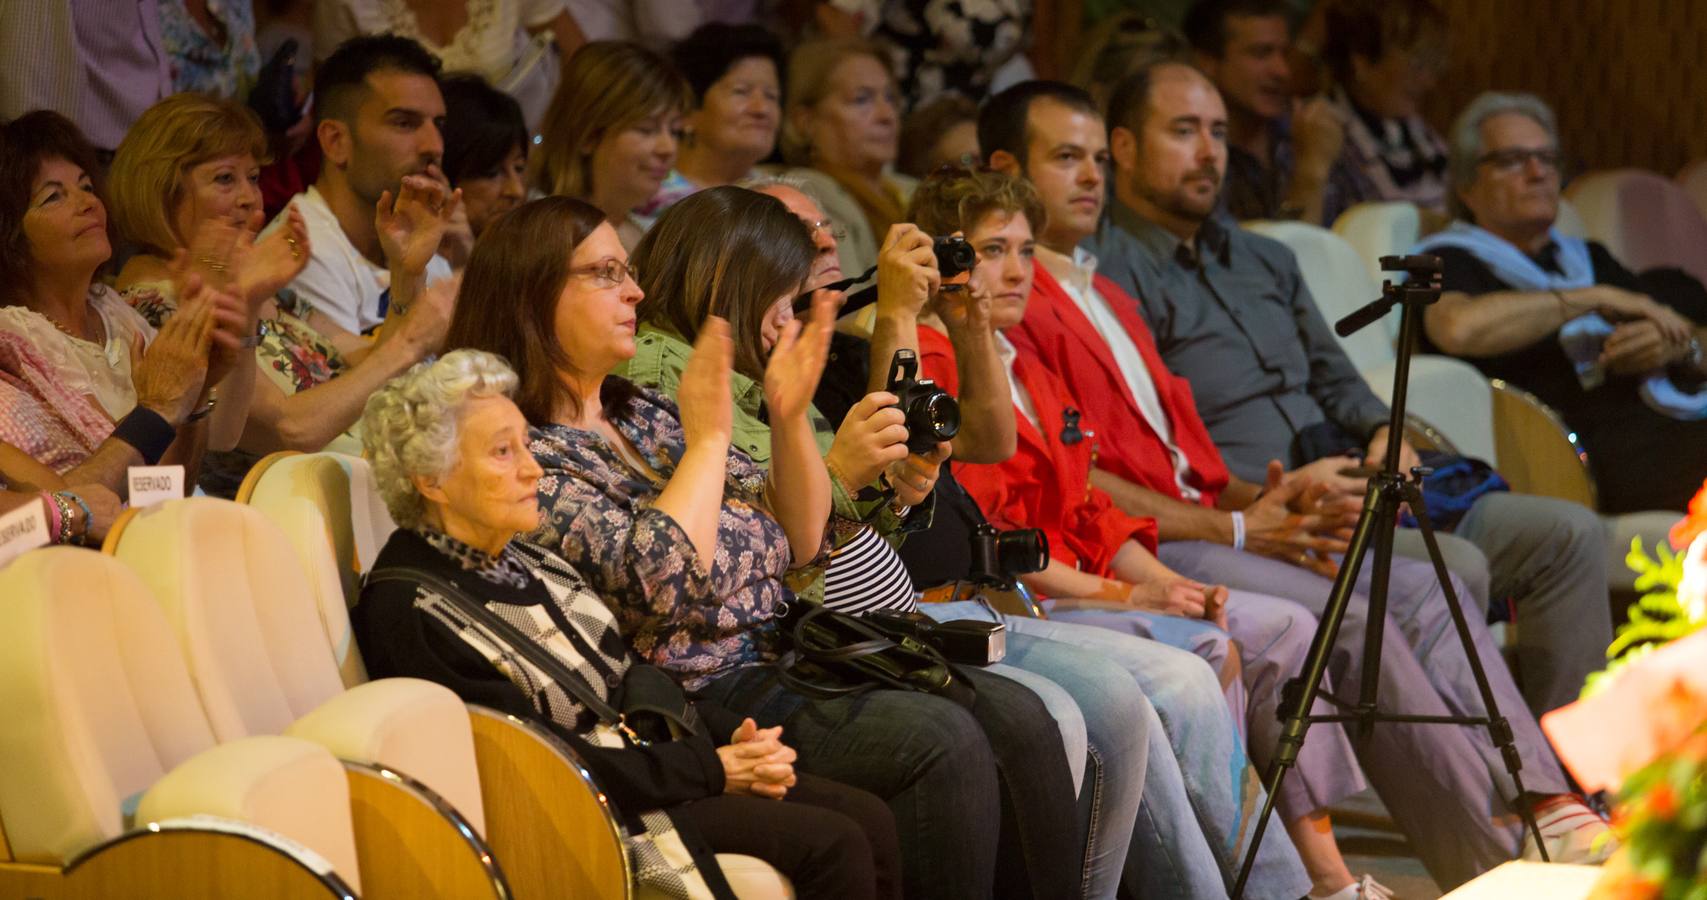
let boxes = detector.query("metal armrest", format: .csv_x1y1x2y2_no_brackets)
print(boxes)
342,761,509,900
466,705,632,899
0,823,357,900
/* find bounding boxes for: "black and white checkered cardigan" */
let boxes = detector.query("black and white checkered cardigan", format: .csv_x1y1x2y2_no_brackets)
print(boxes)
409,531,633,745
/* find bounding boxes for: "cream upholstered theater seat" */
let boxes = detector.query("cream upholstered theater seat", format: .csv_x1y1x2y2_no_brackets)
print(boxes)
332,451,400,572
106,498,507,899
239,451,362,601
1243,219,1501,459
1332,200,1423,316
242,460,370,687
1567,167,1707,288
0,546,361,898
233,460,796,899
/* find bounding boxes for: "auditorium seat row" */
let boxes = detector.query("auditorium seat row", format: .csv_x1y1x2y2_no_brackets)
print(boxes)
0,451,794,898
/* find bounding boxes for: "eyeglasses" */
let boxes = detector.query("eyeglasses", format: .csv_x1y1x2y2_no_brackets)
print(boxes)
569,259,639,288
804,218,846,241
1475,147,1561,174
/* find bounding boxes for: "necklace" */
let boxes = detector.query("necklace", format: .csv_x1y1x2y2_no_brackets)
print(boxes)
41,300,103,344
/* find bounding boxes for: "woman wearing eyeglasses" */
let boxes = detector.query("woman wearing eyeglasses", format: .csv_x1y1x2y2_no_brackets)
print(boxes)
442,192,1083,899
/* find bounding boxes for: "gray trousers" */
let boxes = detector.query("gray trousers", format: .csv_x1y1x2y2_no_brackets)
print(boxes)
1158,541,1572,890
1394,492,1612,717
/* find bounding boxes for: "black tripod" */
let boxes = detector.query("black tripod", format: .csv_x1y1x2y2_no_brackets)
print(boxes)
1230,254,1549,897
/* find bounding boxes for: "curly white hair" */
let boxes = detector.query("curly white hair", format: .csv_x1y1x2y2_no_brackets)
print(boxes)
359,349,519,530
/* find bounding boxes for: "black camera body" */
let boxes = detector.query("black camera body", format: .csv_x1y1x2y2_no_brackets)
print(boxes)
934,235,976,279
885,349,961,455
866,610,1006,665
968,523,1049,584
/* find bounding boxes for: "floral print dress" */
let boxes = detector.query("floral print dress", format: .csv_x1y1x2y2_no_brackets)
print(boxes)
123,282,353,495
528,382,803,691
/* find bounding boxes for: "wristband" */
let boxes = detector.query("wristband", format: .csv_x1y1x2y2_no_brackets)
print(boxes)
110,405,177,465
40,492,62,542
58,491,93,542
1230,511,1246,552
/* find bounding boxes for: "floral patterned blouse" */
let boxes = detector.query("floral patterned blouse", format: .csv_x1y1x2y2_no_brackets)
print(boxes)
124,281,353,495
158,0,261,98
528,382,797,691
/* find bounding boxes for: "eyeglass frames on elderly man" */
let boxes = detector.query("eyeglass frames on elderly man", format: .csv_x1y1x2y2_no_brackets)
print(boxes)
1475,147,1561,174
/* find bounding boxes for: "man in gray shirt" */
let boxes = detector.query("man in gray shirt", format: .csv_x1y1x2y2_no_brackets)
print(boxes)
1090,60,1611,730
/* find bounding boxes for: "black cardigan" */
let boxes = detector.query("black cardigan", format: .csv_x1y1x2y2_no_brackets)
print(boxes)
352,528,748,824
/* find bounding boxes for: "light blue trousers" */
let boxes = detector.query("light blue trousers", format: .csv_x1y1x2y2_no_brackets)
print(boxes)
929,600,1311,900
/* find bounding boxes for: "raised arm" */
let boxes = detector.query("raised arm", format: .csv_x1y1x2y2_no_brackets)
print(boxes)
934,286,1017,463
651,318,738,573
865,224,940,393
761,293,836,566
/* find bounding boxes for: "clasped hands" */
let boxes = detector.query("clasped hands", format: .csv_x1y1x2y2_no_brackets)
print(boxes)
717,718,797,799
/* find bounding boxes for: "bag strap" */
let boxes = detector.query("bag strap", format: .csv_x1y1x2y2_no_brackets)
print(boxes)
367,565,628,728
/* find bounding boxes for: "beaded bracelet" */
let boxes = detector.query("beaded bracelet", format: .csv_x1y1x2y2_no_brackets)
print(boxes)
47,492,77,544
57,491,93,544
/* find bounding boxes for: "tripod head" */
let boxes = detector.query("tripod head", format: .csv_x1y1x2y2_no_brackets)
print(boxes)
1335,254,1444,338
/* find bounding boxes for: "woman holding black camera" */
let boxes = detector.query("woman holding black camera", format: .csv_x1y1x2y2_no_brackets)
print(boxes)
440,192,1080,899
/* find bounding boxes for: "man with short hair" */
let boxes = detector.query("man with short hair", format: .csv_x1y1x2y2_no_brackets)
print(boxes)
1081,60,1616,882
279,34,454,335
1183,0,1344,223
1416,91,1707,513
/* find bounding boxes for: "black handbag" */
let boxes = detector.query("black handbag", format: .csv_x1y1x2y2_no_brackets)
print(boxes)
247,38,303,134
775,602,977,710
366,565,698,745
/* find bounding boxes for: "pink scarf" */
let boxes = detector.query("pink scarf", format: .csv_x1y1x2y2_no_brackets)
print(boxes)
0,330,114,473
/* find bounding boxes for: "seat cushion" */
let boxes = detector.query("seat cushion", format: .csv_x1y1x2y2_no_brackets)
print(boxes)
286,678,486,835
138,734,362,892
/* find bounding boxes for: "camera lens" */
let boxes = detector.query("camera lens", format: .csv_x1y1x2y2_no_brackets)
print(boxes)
921,393,961,440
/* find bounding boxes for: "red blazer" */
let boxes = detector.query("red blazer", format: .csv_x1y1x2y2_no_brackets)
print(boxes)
1010,264,1232,508
917,325,1157,580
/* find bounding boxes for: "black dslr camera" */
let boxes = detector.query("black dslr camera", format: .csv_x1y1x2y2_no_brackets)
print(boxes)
867,610,1007,665
934,235,976,279
885,349,961,455
968,523,1049,583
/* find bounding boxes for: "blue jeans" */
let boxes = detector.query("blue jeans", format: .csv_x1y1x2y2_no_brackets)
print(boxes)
931,602,1145,899
933,601,1311,900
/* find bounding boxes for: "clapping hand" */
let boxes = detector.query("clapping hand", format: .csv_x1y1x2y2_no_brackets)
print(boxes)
131,275,217,425
678,316,735,449
236,203,310,305
376,167,463,278
763,290,836,423
1243,460,1353,578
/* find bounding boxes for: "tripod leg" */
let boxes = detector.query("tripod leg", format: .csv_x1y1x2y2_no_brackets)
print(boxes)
1356,479,1402,740
1403,483,1550,862
1232,486,1388,898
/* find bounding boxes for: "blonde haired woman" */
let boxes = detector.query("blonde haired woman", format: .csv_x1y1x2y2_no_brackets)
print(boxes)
531,41,692,250
109,92,454,493
778,37,917,282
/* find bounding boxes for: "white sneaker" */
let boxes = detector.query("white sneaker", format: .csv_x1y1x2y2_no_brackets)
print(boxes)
1310,874,1396,900
1520,796,1617,865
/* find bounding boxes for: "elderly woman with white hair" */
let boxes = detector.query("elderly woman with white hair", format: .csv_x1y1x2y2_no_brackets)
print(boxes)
351,349,899,900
